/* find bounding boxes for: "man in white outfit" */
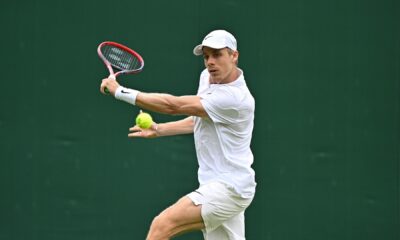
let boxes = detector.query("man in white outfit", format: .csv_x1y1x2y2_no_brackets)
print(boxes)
100,29,256,240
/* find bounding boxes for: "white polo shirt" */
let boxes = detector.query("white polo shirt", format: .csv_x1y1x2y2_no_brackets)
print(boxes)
193,69,256,198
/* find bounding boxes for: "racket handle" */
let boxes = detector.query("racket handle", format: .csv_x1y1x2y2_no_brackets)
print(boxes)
104,74,115,95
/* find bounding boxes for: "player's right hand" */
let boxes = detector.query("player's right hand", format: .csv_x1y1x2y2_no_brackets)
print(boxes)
100,76,120,96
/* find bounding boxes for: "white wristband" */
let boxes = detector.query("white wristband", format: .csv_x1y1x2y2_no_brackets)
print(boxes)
115,86,139,105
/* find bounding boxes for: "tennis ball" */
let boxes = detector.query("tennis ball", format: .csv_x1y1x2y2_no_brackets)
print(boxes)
135,111,153,129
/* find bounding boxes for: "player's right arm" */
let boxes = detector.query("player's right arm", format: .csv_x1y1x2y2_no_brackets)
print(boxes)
135,92,208,118
128,116,194,138
101,77,208,118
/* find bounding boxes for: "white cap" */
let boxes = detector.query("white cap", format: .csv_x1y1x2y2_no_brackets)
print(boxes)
193,30,237,56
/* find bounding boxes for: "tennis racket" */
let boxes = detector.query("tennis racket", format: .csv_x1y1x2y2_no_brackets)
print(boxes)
97,41,144,93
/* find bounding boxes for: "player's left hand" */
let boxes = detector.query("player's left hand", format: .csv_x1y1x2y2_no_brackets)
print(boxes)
128,123,158,138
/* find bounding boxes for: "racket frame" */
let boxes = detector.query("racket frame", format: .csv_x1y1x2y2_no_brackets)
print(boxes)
97,41,144,78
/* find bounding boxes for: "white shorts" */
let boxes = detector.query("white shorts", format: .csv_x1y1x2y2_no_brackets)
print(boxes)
187,181,254,240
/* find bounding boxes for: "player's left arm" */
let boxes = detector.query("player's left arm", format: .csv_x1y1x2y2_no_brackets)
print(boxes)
128,116,194,138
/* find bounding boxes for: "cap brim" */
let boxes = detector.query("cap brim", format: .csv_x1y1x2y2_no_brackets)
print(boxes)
193,44,203,56
193,43,229,56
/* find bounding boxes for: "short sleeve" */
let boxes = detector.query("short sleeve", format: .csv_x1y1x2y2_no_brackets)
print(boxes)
200,86,242,124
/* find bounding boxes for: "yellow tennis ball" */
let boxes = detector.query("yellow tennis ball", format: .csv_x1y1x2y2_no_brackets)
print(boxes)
135,111,153,129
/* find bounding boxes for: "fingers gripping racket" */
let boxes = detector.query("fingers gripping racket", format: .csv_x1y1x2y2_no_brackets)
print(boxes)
97,41,144,93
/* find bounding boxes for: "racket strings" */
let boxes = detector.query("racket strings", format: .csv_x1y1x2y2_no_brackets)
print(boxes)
101,45,141,71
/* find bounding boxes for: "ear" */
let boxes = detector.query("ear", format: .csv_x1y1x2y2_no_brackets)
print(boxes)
232,51,239,64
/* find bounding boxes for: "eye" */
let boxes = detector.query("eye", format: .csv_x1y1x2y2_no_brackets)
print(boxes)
213,52,222,58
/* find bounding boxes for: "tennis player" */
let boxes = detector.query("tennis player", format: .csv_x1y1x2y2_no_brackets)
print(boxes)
100,29,256,240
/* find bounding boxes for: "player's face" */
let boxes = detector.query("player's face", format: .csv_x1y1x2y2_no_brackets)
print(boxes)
203,47,238,84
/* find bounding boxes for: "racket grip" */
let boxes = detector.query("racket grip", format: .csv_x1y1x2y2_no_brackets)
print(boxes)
104,74,115,95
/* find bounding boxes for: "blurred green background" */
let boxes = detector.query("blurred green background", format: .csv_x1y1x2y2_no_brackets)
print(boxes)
0,0,399,239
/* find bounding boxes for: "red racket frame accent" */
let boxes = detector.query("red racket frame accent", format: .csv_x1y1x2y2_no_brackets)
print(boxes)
97,41,144,77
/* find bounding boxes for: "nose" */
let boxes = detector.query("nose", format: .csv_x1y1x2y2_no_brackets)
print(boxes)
205,56,215,66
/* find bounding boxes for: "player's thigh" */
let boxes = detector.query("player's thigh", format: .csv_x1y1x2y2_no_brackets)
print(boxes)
203,212,245,240
158,196,204,228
